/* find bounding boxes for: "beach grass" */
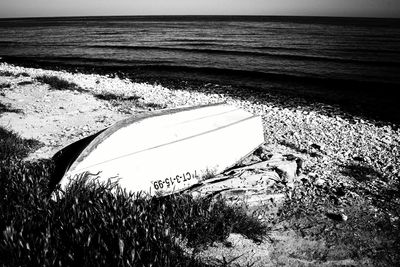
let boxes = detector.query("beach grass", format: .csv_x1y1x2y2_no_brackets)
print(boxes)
94,91,166,112
35,75,86,92
0,127,42,160
17,72,30,77
0,70,15,77
94,92,141,102
17,80,34,86
0,82,11,89
0,103,23,114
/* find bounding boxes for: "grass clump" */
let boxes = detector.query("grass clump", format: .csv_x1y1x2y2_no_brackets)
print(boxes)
0,70,15,77
17,72,30,77
163,195,268,248
139,102,167,110
0,70,29,77
94,92,142,114
94,92,166,113
0,82,11,89
17,81,33,86
0,127,42,160
36,75,86,92
0,103,22,114
94,92,141,102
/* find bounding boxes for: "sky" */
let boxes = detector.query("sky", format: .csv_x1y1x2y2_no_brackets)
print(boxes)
0,0,399,19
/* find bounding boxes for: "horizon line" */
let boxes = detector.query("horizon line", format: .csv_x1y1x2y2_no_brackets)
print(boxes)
1,14,400,20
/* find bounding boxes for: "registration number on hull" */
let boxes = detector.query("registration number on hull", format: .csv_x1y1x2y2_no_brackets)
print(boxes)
153,170,199,190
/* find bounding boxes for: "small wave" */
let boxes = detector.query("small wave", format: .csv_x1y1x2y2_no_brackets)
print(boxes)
87,44,400,67
137,64,400,87
166,38,221,42
337,47,400,54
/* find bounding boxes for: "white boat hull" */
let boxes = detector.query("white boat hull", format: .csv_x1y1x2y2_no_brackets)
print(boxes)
57,103,264,196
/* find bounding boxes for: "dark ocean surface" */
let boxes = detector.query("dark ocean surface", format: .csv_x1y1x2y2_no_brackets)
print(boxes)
1,16,400,122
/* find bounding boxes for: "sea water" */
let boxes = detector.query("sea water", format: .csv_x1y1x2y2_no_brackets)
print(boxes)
1,16,399,121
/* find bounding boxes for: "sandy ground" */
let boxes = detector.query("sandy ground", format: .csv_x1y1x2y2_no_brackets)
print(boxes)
0,77,126,159
1,62,399,266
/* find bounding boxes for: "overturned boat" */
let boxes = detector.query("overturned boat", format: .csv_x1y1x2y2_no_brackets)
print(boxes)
52,103,264,196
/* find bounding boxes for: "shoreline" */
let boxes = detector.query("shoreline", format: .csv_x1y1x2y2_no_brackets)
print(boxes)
2,56,400,126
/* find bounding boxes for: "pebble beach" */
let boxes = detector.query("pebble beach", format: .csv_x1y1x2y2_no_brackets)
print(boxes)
1,61,399,180
1,61,399,266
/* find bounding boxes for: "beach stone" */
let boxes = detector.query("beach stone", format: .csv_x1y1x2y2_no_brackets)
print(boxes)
326,212,348,222
314,178,326,187
308,172,318,179
239,154,261,166
310,143,323,151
